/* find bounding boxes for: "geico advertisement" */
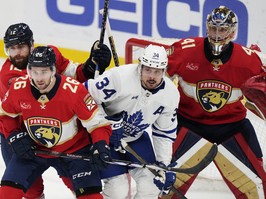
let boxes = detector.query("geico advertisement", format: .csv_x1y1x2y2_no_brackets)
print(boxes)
0,0,265,64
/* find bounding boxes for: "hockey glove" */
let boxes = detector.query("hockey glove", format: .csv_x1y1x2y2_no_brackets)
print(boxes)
90,140,112,171
82,40,111,78
106,114,126,153
8,131,36,159
241,72,266,119
249,44,261,52
153,162,176,191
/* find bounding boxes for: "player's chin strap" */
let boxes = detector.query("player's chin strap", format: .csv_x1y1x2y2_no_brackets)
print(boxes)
34,143,217,174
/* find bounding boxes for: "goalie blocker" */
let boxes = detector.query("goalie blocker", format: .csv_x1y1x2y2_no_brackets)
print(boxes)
241,72,266,120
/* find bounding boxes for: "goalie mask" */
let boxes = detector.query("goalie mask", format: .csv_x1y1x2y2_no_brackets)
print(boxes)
206,6,238,55
4,23,34,52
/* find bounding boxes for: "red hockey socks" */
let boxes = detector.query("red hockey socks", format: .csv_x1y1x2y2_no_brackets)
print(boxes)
0,186,24,199
77,193,103,199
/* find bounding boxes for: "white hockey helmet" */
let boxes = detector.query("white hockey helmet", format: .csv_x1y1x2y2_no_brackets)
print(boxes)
139,44,168,69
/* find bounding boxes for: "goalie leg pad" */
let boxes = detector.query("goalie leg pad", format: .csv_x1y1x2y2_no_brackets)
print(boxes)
235,133,266,197
215,140,265,199
166,127,212,198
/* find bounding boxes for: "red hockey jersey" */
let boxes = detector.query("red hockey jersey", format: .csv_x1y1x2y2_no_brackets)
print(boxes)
0,45,87,135
0,74,111,154
167,37,264,125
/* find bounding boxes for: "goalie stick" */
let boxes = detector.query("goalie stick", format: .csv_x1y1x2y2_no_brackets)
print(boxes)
34,144,217,174
99,9,120,66
95,0,110,78
120,140,187,199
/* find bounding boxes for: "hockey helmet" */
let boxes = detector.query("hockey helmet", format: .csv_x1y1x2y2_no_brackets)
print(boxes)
28,46,56,69
139,44,168,69
206,6,238,55
4,23,34,48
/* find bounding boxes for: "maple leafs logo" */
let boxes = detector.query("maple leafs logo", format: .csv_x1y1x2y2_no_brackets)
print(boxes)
123,110,149,137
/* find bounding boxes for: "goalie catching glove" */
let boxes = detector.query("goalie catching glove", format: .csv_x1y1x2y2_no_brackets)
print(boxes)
241,72,266,119
82,40,111,78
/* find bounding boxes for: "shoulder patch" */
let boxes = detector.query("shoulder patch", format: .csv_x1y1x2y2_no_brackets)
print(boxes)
84,94,97,111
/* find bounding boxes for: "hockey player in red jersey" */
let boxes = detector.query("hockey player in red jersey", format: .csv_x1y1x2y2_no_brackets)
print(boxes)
0,23,111,198
0,46,112,199
165,5,266,199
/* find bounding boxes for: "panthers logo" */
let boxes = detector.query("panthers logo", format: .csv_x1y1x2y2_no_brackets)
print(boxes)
27,117,62,147
197,80,232,112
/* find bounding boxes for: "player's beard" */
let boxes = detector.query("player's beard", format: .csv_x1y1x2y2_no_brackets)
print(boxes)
10,54,29,70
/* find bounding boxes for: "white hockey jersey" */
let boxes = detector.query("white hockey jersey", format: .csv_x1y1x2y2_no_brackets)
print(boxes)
84,64,180,164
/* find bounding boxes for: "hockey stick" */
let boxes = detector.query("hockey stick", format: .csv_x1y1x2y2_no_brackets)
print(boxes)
120,140,188,199
34,145,217,173
34,149,181,171
99,9,120,66
121,139,218,174
94,0,110,78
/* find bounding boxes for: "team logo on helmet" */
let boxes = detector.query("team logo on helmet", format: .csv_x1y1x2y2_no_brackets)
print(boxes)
27,117,62,147
197,80,232,112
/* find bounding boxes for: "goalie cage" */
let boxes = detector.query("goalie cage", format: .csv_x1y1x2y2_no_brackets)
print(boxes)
125,37,266,194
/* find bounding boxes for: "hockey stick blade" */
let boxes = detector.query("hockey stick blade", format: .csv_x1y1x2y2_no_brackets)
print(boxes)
169,143,218,174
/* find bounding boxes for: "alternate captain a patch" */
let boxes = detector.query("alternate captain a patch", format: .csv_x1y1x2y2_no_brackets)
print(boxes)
197,80,232,112
27,117,62,147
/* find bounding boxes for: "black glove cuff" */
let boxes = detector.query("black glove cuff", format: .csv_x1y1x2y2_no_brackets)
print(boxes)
82,58,96,79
